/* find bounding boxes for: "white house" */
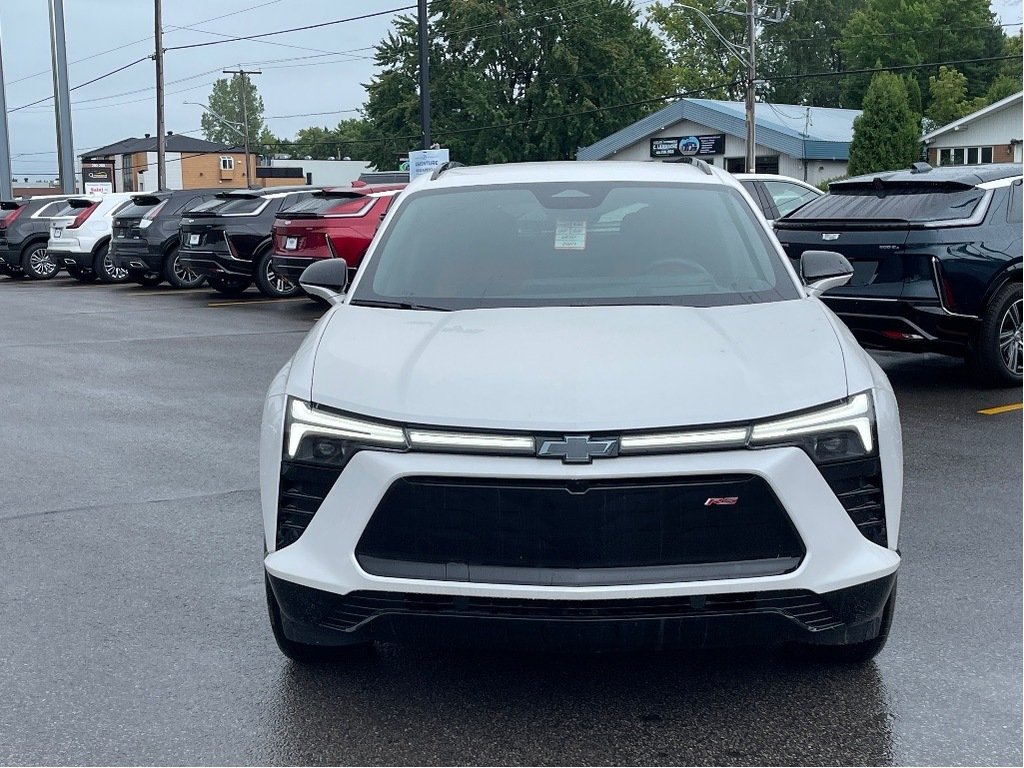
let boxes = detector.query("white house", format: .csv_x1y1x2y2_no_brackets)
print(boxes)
922,91,1023,166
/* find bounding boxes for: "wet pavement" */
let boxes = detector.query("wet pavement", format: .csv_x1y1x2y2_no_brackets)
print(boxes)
0,276,1020,765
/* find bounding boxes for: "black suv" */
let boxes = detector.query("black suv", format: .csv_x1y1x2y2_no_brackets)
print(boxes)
0,196,72,279
774,163,1022,385
110,188,230,288
177,186,319,298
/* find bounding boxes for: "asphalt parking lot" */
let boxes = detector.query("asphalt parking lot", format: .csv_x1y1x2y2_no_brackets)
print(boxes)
0,276,1020,766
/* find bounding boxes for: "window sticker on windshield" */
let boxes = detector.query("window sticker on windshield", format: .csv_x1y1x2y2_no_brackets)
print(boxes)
554,220,587,250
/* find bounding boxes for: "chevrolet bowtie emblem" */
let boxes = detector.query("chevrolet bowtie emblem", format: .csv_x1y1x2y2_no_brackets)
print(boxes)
535,435,619,463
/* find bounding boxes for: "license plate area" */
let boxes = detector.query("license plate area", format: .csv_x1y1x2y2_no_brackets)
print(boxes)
53,228,63,238
285,236,298,250
188,233,200,246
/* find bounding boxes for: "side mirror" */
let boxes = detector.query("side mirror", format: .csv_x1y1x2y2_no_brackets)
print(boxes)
299,258,349,304
800,250,853,297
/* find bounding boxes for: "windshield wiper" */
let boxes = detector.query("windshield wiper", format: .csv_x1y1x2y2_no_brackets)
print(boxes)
349,299,452,311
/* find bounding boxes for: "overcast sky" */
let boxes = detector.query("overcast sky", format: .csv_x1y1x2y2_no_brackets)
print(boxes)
1,0,1020,181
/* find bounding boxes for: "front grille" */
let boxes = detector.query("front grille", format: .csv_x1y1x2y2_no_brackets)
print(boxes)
319,589,842,633
276,460,342,549
818,458,887,546
355,475,805,585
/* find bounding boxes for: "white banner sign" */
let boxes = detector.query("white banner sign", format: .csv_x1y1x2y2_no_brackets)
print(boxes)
408,148,450,180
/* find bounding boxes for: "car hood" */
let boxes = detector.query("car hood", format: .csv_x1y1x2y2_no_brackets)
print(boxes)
307,299,849,431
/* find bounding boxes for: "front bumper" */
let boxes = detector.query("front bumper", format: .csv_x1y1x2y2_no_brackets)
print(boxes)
263,444,901,650
177,249,252,278
824,296,978,355
268,571,897,650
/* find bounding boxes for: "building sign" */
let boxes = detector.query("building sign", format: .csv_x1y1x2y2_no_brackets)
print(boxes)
82,166,113,194
650,134,726,158
408,148,450,180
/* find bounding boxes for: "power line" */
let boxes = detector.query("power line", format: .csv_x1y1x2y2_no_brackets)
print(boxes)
164,6,417,52
9,57,151,112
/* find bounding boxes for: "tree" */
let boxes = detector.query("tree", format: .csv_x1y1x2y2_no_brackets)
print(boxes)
281,118,375,159
648,0,747,100
362,0,670,169
847,71,921,175
839,0,1006,110
926,66,984,127
758,0,868,107
201,74,266,149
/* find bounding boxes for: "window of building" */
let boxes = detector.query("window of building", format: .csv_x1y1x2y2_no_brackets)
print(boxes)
121,153,134,192
725,156,780,174
938,146,994,166
220,156,235,171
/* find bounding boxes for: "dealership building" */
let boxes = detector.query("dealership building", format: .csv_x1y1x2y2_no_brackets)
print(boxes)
576,98,861,186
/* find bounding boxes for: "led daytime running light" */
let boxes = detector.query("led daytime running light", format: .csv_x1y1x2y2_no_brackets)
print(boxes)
407,429,534,453
287,399,407,458
749,393,873,452
620,427,748,453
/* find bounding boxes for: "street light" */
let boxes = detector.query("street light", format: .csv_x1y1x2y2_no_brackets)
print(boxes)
184,101,253,188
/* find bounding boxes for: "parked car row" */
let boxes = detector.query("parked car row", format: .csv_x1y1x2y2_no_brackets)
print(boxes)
0,179,408,299
2,163,1020,384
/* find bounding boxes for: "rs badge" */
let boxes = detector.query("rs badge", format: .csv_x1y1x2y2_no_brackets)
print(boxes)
705,497,739,506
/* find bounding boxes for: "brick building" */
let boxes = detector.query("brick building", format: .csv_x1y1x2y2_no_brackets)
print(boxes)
78,133,305,193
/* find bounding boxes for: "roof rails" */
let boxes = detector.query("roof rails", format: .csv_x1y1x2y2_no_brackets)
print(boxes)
662,156,714,176
430,161,466,180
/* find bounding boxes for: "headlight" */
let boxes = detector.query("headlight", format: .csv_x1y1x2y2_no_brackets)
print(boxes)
749,392,875,463
285,398,407,467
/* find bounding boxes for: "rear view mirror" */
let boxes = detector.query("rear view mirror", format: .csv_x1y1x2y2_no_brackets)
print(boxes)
800,250,853,297
299,258,349,305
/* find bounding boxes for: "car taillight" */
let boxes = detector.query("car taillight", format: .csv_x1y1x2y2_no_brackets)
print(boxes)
67,202,100,229
0,205,24,230
139,200,167,229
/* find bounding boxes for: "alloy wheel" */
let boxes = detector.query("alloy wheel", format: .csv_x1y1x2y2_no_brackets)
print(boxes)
103,252,128,281
29,247,58,278
173,253,202,286
998,298,1023,375
266,260,294,295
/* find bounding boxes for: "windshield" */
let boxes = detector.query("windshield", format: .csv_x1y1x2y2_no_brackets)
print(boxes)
351,182,798,310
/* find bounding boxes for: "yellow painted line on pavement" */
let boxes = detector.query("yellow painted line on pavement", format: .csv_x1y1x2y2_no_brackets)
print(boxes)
207,297,308,308
977,402,1023,415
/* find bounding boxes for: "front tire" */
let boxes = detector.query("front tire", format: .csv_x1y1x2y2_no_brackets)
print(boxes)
163,247,205,289
21,243,60,280
255,249,301,298
93,244,128,283
265,575,373,663
208,275,251,298
968,282,1023,387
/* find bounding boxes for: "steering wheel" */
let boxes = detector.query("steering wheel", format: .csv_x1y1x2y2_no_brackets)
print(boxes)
643,258,716,281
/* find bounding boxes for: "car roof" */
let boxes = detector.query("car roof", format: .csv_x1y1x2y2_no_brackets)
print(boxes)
733,173,820,188
410,161,739,192
219,185,320,198
835,163,1022,188
321,183,407,195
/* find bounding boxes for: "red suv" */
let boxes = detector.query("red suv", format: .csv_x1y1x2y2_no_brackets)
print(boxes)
270,183,405,287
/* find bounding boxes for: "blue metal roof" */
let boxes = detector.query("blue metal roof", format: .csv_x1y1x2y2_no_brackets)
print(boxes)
577,98,861,161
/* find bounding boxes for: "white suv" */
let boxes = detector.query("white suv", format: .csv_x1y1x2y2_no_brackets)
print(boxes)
261,160,902,663
48,192,135,282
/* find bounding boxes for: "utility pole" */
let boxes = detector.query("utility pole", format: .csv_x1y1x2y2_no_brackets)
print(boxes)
154,0,166,190
744,0,756,173
48,0,75,193
0,18,13,199
417,0,431,149
222,66,261,188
